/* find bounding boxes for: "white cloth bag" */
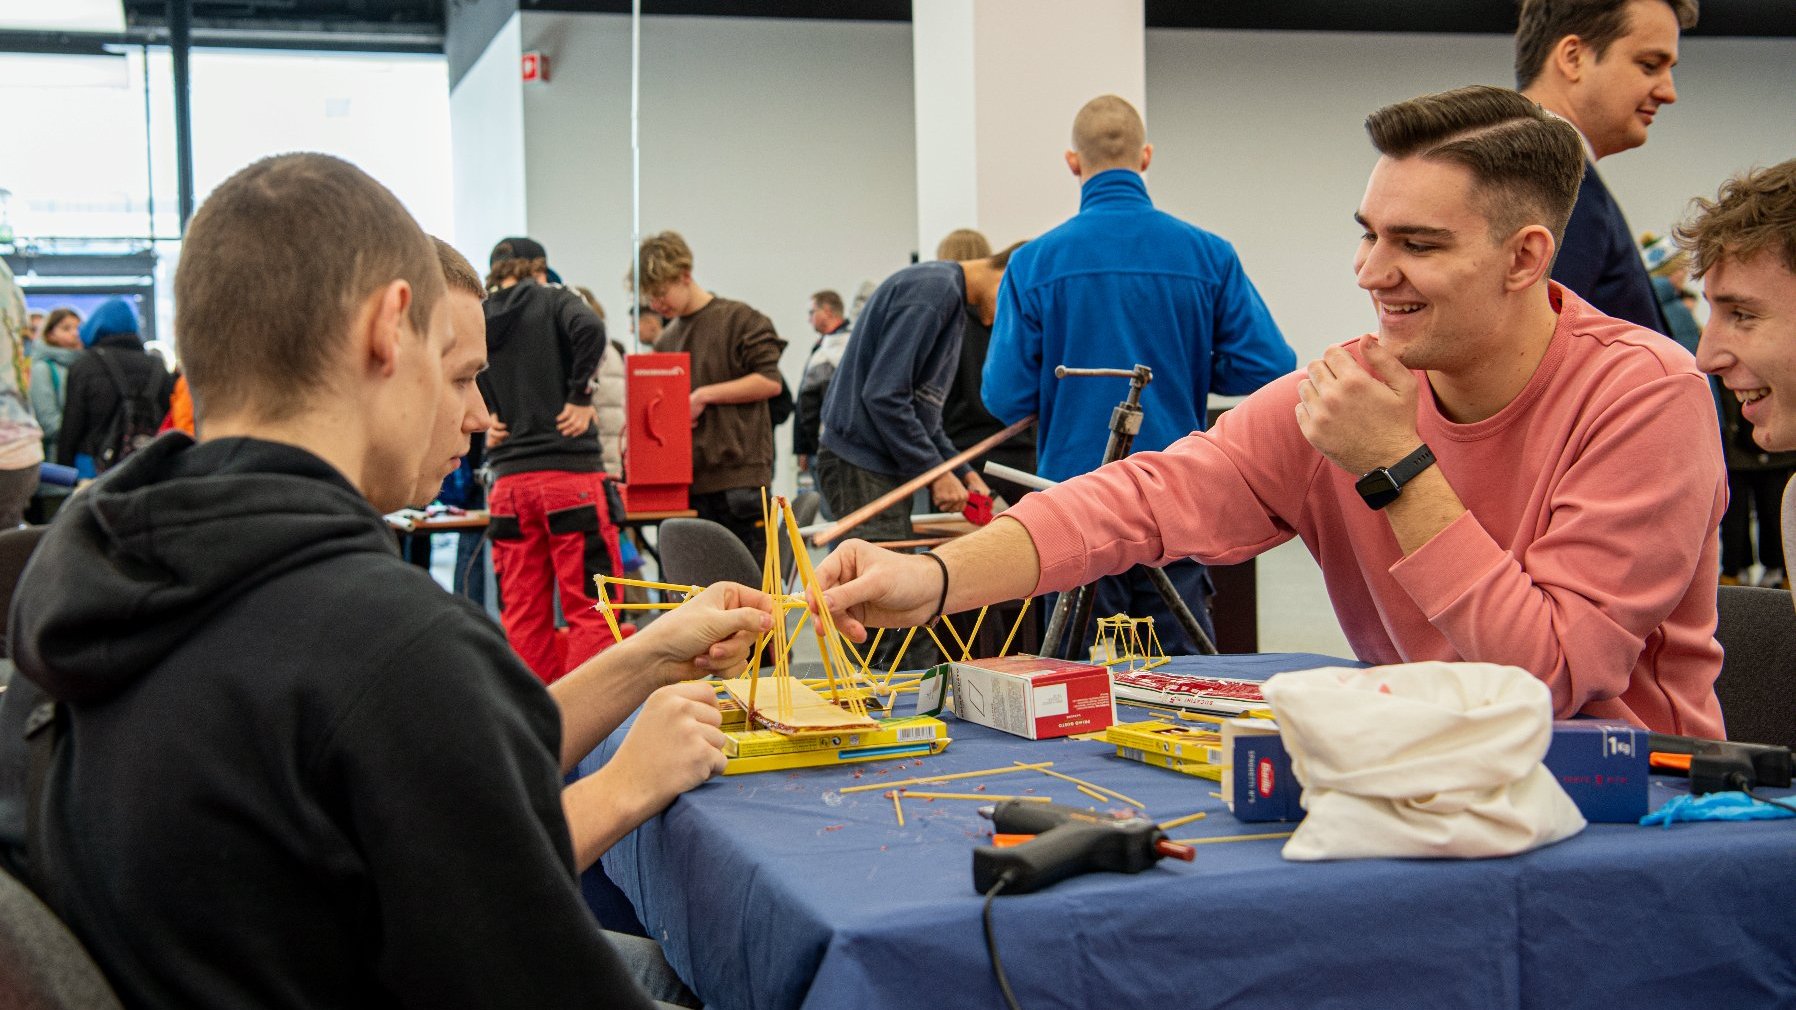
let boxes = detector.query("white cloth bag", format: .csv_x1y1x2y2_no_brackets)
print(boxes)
1259,662,1587,861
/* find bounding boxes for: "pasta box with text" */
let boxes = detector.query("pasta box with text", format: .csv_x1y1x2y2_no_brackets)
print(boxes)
942,656,1116,740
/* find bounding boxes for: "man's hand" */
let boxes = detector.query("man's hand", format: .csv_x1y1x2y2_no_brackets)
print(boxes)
796,454,810,473
931,471,969,513
689,388,708,422
1295,336,1422,475
486,416,509,449
604,682,729,820
627,581,773,684
963,470,991,499
556,403,597,437
810,540,942,641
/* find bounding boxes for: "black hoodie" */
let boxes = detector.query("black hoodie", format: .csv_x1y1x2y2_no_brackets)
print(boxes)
0,434,653,1010
479,278,607,479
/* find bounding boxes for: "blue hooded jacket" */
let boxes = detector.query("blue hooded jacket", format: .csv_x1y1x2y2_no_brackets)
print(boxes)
984,170,1295,481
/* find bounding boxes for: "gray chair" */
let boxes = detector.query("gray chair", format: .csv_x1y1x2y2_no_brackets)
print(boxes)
658,518,761,589
1713,584,1796,749
790,490,822,529
0,866,123,1010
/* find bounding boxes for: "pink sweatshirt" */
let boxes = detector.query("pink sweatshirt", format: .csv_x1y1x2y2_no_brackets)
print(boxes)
1010,285,1726,737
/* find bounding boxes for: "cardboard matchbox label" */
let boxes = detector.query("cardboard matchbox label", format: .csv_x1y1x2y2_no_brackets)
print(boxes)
946,656,1115,740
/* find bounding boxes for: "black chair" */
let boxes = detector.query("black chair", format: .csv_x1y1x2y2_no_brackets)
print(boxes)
1713,584,1796,749
790,490,822,529
0,525,48,658
658,518,762,589
0,865,123,1010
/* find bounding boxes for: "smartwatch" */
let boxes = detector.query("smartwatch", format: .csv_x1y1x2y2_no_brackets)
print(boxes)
1354,443,1436,510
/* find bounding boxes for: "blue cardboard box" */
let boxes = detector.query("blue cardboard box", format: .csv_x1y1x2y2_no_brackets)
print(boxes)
1229,719,1650,824
1542,719,1649,823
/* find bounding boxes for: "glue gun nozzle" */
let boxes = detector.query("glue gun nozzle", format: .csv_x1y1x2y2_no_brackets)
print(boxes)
1155,839,1197,862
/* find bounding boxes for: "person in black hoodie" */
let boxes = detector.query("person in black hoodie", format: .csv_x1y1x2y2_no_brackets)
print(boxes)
55,297,173,477
480,237,625,684
0,153,771,1010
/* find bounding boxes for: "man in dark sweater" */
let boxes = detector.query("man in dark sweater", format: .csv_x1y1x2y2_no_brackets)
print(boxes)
1517,0,1696,334
636,230,786,560
816,249,1009,540
481,236,623,683
0,153,770,1010
55,297,173,476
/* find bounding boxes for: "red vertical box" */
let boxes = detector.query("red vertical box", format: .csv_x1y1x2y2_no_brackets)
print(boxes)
623,352,692,512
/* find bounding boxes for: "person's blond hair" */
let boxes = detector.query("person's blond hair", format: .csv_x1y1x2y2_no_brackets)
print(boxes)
934,228,991,261
1675,160,1796,278
1072,95,1146,172
635,231,694,293
177,153,442,422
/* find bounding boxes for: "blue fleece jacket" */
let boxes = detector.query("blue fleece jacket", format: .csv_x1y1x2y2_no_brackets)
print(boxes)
984,170,1295,481
819,261,970,479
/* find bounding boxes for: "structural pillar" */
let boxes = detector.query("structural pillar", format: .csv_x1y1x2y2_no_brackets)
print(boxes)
911,0,1145,255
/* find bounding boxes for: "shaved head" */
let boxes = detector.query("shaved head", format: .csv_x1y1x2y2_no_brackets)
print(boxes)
1071,95,1146,172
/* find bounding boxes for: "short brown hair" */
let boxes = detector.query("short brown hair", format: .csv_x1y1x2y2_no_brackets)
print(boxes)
1514,0,1698,89
1365,85,1585,244
177,153,442,422
934,229,991,261
635,231,694,293
434,238,484,300
1675,160,1796,279
1071,94,1146,171
810,289,844,316
485,256,545,291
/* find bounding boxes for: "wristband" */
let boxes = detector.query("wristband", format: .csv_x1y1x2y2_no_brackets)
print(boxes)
924,551,949,624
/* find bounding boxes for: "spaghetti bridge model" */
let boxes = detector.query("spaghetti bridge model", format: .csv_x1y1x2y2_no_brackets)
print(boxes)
1093,614,1171,672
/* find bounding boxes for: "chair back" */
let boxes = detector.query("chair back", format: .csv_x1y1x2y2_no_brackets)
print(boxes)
658,518,762,589
1714,584,1796,750
0,525,48,659
780,491,824,585
0,865,124,1010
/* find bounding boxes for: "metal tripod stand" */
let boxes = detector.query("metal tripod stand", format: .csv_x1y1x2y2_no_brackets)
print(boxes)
1037,364,1218,659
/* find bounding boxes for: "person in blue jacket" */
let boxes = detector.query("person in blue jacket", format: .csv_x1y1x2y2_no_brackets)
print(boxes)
983,94,1295,653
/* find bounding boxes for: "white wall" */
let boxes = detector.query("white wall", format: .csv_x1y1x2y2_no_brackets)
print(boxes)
514,12,920,491
1143,28,1796,367
449,13,527,273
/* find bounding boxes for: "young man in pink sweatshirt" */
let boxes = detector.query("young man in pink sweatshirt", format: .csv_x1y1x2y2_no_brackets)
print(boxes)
814,85,1727,738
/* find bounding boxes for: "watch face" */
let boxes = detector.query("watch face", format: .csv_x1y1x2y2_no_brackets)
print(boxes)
1355,469,1401,510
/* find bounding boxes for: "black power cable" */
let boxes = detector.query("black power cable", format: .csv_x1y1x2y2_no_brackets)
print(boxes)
982,870,1024,1010
1745,787,1796,816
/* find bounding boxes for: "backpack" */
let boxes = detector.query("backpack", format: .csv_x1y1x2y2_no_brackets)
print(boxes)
89,348,167,473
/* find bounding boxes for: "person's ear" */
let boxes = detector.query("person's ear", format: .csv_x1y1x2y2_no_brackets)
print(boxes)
1139,143,1154,173
1552,34,1587,84
1506,225,1557,292
361,280,411,378
1065,149,1082,179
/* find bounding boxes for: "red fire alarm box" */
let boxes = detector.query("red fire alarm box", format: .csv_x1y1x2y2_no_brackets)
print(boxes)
521,51,550,84
623,352,692,512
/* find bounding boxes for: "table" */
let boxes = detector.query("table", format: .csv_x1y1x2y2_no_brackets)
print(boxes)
585,654,1796,1010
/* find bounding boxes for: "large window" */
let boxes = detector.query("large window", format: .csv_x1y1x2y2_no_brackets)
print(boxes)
0,47,450,358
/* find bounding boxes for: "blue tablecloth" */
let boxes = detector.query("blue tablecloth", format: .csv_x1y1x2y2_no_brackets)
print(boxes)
584,655,1796,1009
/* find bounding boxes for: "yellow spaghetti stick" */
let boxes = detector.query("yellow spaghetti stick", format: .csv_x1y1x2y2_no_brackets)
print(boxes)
996,597,1033,658
901,792,1054,802
890,790,905,827
923,623,954,665
1170,831,1295,846
594,597,625,645
939,612,971,658
882,627,920,687
596,601,691,610
1022,763,1145,809
961,606,990,660
1157,811,1209,831
600,575,702,595
838,761,1055,795
1076,784,1109,803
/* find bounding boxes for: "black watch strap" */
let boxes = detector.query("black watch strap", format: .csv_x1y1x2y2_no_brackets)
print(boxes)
1354,443,1436,510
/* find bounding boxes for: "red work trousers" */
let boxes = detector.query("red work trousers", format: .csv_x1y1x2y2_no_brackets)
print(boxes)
488,469,622,683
